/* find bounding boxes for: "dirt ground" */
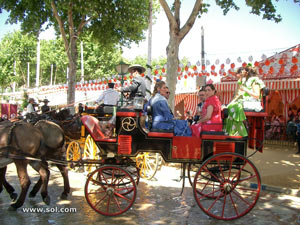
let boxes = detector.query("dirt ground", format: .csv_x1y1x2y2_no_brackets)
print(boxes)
246,143,300,190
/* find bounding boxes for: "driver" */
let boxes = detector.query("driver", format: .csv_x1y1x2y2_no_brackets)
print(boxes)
96,82,119,116
121,64,146,98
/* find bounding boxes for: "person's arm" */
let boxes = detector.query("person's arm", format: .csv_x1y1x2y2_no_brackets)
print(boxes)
240,83,260,99
198,105,213,123
121,78,140,93
96,93,105,103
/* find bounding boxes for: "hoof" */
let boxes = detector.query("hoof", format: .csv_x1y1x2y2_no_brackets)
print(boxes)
8,205,18,211
43,196,50,205
29,192,36,198
60,193,68,200
10,193,18,201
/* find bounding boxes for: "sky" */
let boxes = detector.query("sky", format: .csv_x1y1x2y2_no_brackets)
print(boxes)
1,0,300,66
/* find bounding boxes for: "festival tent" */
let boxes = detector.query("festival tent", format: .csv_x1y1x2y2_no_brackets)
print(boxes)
172,44,300,120
215,44,300,120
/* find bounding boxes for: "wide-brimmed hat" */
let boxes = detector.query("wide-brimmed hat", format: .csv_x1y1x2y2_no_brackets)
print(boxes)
108,82,115,88
42,99,50,103
128,64,146,74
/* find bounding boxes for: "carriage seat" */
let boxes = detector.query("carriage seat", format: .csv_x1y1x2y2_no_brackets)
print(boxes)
146,105,174,133
221,87,269,120
103,106,115,114
244,87,269,116
201,131,247,141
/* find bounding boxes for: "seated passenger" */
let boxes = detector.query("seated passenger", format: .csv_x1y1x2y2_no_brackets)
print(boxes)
190,84,222,138
151,81,192,136
225,66,265,136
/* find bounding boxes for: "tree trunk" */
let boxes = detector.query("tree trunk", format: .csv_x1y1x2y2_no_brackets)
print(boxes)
67,38,77,113
166,34,180,111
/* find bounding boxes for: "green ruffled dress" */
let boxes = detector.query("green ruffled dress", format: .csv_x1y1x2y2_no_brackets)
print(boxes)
225,77,265,136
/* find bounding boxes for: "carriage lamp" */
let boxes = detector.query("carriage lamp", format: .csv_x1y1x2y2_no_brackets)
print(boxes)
133,96,144,111
116,61,129,107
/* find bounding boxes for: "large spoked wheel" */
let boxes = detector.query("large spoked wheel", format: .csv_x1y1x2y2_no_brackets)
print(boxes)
66,141,82,171
85,166,137,216
83,135,100,174
193,152,261,220
136,152,159,180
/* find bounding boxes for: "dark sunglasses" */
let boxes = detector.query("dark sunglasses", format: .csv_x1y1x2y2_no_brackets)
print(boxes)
166,92,170,94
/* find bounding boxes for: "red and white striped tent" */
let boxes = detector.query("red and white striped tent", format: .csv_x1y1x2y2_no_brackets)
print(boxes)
174,93,198,117
175,44,300,119
215,79,300,118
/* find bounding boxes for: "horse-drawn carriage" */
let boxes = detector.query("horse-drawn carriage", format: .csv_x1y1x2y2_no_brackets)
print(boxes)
75,88,269,220
0,88,268,220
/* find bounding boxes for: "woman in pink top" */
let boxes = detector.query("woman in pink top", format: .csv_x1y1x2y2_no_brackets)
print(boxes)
191,84,222,138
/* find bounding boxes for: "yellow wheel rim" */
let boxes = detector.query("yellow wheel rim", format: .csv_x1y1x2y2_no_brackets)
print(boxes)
83,135,99,174
66,141,81,171
136,152,159,180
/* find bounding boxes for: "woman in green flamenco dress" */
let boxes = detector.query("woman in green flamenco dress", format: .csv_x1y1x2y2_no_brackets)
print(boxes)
225,66,265,136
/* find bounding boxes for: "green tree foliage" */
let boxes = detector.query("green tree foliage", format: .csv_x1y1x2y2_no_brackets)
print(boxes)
0,0,151,108
0,31,36,91
40,38,68,86
78,32,123,81
0,31,125,89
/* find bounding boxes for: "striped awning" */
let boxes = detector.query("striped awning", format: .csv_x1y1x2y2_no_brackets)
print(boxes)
175,93,198,116
215,79,300,105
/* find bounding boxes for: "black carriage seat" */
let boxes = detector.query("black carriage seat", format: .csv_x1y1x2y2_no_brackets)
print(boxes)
103,106,115,115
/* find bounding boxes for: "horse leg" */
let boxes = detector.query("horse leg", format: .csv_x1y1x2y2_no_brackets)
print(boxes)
29,161,45,198
28,177,42,198
0,166,18,201
29,161,50,205
9,160,31,210
56,164,70,200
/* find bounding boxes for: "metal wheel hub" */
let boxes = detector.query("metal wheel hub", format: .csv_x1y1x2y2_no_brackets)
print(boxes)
106,187,115,196
221,182,233,194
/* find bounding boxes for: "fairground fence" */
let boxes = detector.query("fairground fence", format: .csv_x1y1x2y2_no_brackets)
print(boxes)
264,123,298,146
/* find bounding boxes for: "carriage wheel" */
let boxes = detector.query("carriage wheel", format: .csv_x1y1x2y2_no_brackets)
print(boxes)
85,166,137,216
83,135,100,174
136,152,159,180
193,153,261,220
66,141,82,171
188,163,221,198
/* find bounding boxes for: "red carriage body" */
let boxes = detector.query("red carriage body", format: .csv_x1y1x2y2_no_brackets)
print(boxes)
81,89,269,220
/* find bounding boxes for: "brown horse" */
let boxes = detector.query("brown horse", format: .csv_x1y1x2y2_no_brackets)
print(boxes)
0,120,69,210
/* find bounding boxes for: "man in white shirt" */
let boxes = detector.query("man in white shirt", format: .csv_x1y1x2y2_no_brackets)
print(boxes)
96,83,119,106
26,98,36,114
